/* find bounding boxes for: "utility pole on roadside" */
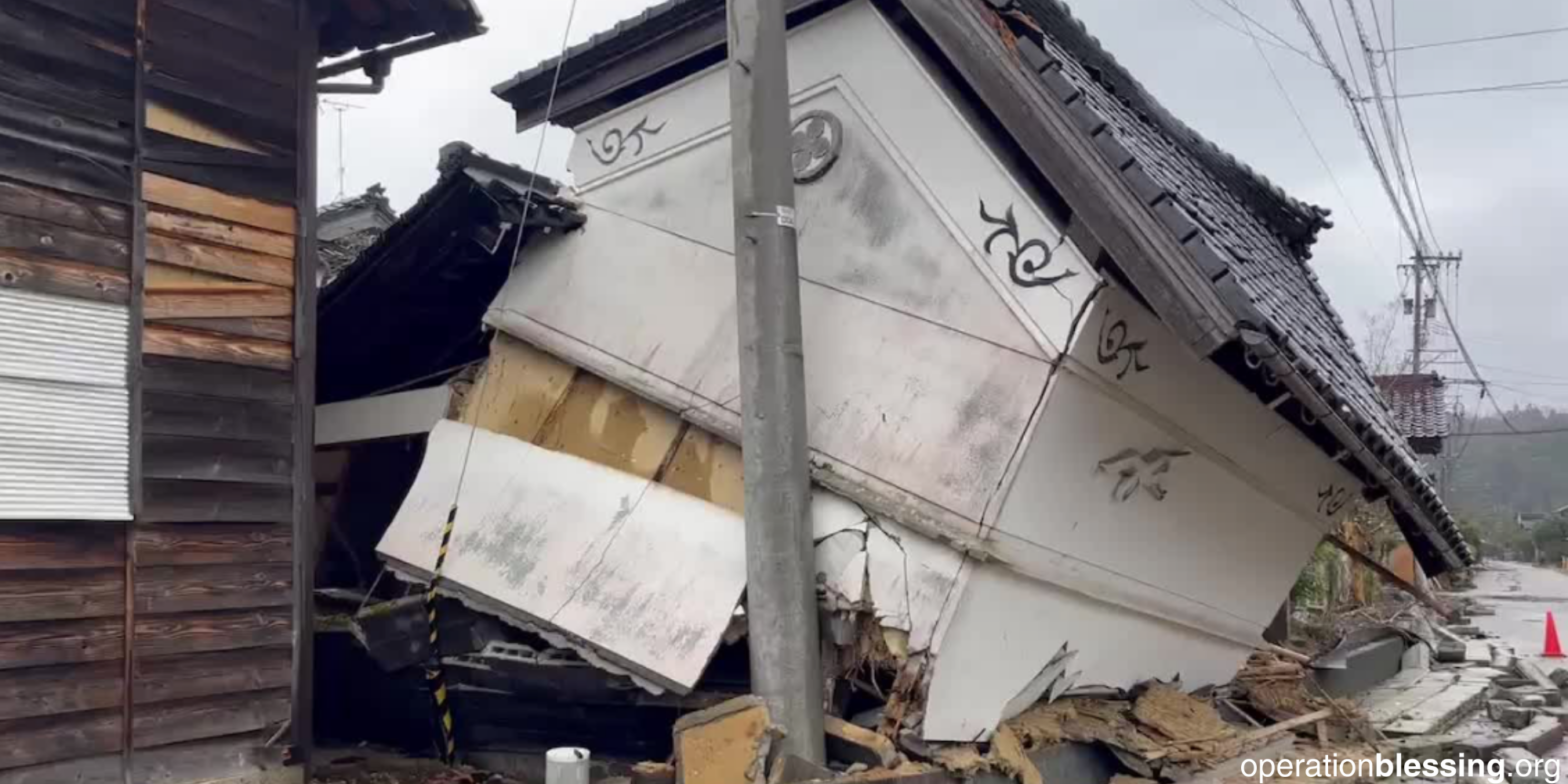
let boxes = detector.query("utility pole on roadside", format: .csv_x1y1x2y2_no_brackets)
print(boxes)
726,0,826,765
1401,250,1462,374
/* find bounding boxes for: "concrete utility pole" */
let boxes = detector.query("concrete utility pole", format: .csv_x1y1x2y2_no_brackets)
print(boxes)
1403,251,1462,374
726,0,826,764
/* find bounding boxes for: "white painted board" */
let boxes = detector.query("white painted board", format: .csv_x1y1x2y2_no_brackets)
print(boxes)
315,385,452,446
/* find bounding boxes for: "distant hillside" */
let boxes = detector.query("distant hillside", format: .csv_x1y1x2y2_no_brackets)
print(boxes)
1445,406,1568,521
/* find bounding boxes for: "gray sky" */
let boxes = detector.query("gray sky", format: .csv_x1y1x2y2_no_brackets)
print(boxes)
320,0,1568,411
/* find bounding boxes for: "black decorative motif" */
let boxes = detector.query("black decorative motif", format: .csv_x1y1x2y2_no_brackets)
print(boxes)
1096,447,1192,503
1317,484,1352,517
587,116,666,165
979,199,1078,290
791,110,842,183
1096,310,1150,380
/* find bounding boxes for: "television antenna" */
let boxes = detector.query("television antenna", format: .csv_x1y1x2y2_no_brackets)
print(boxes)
321,99,365,201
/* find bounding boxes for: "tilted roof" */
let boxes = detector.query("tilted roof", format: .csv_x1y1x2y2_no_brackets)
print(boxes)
1375,374,1449,442
320,0,485,58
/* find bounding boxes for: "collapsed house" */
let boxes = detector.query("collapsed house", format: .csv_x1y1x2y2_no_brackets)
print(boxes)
0,1,484,782
312,0,1477,764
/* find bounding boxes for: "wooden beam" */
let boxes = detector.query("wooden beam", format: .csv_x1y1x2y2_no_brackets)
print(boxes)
134,524,292,566
1324,533,1453,619
143,324,292,370
0,568,124,623
146,288,292,319
132,607,290,658
0,523,125,571
142,172,294,235
0,618,123,671
0,250,129,303
292,4,321,766
0,661,123,721
134,564,292,614
147,207,293,258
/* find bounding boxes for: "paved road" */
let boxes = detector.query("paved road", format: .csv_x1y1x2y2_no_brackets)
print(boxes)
1462,560,1568,656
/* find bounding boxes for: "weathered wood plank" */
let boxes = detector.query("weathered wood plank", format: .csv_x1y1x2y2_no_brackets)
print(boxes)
0,92,133,165
133,689,290,751
0,617,123,671
0,752,121,784
147,0,296,88
0,568,123,623
147,260,276,291
0,251,128,303
146,68,295,132
142,354,292,403
0,130,131,203
0,2,135,85
145,101,265,155
135,523,291,566
31,0,135,33
128,734,287,784
0,56,132,129
0,176,131,236
155,0,293,42
153,315,292,342
0,523,124,571
135,563,292,614
144,325,292,371
143,173,295,235
133,607,291,658
0,708,120,771
143,390,292,442
141,480,292,524
0,660,121,721
147,208,294,258
147,231,294,287
135,646,291,706
143,435,292,484
0,211,130,269
146,290,293,320
145,87,294,157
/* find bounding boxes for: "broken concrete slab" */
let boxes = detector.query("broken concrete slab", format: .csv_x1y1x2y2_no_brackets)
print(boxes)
1501,706,1536,730
1451,625,1483,637
825,715,899,769
1363,668,1494,736
1550,668,1568,688
1491,701,1515,721
1494,747,1540,784
674,696,779,784
1377,734,1461,760
1437,639,1467,664
1521,696,1549,709
1503,717,1566,755
1453,734,1507,761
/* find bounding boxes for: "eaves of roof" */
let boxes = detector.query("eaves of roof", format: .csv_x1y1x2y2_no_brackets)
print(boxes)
320,0,485,59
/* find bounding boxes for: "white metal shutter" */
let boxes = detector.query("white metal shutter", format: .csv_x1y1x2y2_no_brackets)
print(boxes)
0,287,130,520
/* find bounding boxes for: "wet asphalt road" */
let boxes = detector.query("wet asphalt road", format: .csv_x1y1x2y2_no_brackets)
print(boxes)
1462,561,1568,657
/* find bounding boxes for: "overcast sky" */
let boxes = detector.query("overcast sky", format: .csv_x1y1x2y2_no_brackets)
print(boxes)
319,0,1568,411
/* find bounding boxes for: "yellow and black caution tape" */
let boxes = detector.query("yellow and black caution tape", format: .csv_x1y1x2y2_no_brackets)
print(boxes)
423,504,460,764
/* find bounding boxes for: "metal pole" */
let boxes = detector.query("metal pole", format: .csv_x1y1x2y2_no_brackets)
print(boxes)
1411,254,1424,374
726,0,825,764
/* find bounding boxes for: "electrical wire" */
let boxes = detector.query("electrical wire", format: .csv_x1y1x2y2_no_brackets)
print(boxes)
1378,0,1440,248
1347,0,1426,252
1366,77,1568,101
1381,24,1568,53
1183,0,1326,68
1232,4,1381,265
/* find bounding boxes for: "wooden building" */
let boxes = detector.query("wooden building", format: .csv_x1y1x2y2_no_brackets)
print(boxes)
0,1,482,781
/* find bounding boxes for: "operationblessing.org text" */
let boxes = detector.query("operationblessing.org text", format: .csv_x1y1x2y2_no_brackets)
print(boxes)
1243,753,1563,783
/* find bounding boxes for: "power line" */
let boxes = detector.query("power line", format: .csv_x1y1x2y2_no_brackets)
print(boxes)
1360,77,1568,101
1381,24,1568,53
1378,0,1440,248
1347,0,1427,252
1184,0,1326,68
1232,3,1381,264
1453,426,1568,438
